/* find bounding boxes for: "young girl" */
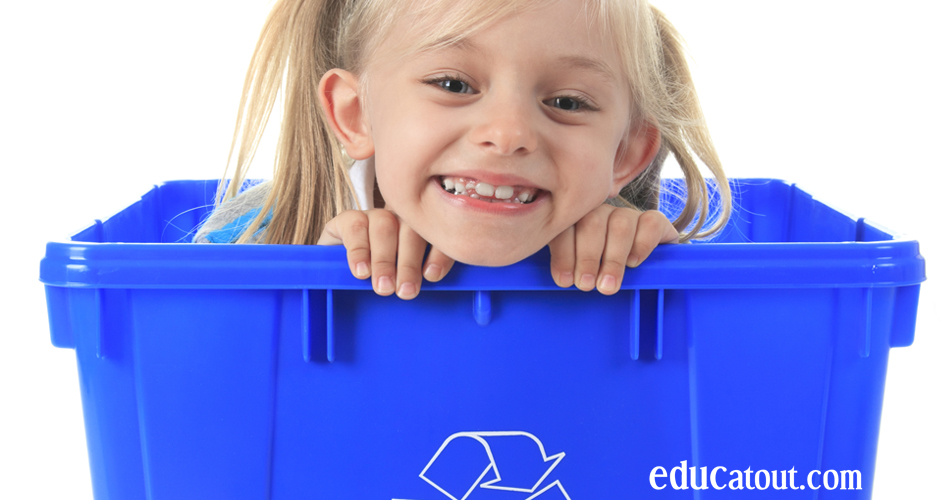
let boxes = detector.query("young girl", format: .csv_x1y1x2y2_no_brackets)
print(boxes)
195,0,730,300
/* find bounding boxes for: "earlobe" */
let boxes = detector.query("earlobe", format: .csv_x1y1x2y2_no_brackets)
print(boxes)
610,122,661,198
318,69,374,159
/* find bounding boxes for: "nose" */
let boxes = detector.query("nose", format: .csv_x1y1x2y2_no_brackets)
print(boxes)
468,93,538,156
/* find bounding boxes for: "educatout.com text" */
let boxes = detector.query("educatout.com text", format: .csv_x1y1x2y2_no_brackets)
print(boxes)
650,461,862,491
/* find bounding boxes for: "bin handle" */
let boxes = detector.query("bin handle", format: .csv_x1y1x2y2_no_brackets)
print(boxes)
301,288,336,363
301,288,311,362
473,291,492,326
303,287,665,362
630,289,664,361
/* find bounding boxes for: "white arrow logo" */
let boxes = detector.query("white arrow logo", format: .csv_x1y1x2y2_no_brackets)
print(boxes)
400,431,571,500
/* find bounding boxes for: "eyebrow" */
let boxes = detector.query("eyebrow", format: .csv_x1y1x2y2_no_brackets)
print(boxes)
423,37,618,82
422,36,485,56
554,55,618,82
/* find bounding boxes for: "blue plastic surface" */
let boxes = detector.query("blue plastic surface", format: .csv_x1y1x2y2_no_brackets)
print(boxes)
40,179,925,499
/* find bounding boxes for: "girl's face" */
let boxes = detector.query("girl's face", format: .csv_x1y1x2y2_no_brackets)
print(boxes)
327,0,659,266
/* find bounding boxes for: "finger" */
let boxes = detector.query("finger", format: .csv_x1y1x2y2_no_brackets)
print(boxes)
316,216,344,246
395,223,427,300
366,209,399,295
628,210,679,267
573,205,612,291
547,225,577,288
597,209,638,295
319,211,372,280
422,247,456,282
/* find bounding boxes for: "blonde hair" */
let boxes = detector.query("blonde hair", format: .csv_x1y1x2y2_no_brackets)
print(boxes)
221,0,730,245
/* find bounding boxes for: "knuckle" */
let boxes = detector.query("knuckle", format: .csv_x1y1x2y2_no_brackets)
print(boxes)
348,215,370,234
374,261,397,273
602,253,626,269
372,252,396,268
373,256,396,269
575,237,604,259
370,217,399,239
577,210,609,233
398,257,423,274
577,256,602,270
398,261,422,276
608,211,636,234
641,210,667,228
368,208,396,223
634,216,661,236
580,221,607,241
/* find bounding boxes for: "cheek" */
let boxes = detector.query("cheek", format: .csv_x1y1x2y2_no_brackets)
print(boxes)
372,111,464,200
369,85,455,144
373,168,402,207
557,143,617,202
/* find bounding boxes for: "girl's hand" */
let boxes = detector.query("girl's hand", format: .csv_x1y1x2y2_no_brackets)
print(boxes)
317,209,455,299
548,205,679,295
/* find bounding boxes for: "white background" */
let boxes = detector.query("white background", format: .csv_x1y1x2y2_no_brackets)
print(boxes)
2,0,945,497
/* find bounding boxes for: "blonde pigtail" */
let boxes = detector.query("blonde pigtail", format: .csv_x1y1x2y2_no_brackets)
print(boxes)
221,0,356,245
618,5,731,242
649,6,731,242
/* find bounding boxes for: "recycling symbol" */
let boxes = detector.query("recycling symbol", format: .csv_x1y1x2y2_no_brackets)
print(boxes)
405,431,571,500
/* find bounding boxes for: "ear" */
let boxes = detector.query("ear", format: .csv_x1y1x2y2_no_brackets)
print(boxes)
609,121,661,198
318,69,374,159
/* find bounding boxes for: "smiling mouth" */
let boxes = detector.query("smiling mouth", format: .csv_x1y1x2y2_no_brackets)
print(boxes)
438,176,541,204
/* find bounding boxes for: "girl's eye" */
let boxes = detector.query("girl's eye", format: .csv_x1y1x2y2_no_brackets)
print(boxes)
547,96,592,112
429,77,474,94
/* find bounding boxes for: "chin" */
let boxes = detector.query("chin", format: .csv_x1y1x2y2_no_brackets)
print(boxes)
436,238,542,267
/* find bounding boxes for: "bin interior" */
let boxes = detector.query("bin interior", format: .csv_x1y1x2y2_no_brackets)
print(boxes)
72,179,893,245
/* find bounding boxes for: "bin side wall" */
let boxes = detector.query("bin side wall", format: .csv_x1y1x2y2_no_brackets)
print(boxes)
62,284,901,499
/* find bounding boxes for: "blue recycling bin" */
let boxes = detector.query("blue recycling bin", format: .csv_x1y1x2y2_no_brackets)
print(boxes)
40,179,925,499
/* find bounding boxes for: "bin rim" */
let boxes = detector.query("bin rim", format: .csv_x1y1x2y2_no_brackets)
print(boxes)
40,238,926,290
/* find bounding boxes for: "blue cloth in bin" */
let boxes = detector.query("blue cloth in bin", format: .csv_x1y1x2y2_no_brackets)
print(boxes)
192,181,273,244
203,207,272,244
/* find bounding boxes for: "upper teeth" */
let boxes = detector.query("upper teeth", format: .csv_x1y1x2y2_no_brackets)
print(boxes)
440,177,536,203
475,182,496,197
494,185,514,200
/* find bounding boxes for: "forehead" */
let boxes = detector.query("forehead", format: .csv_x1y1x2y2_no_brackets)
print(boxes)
364,0,616,66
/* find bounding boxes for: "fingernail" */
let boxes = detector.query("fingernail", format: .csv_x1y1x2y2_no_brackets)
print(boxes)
377,275,395,295
355,262,369,278
628,257,640,268
599,274,617,293
580,273,596,290
559,271,574,286
397,282,416,299
424,264,442,281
